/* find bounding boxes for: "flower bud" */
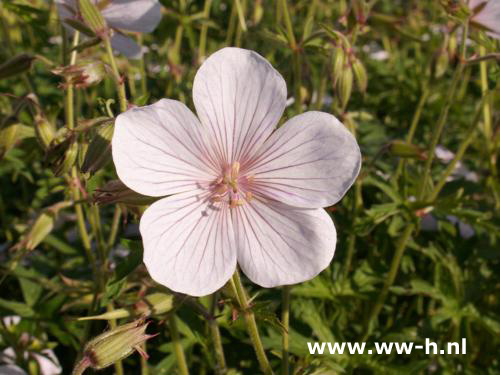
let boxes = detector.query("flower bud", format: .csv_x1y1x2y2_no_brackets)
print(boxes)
332,46,345,86
81,121,114,174
0,123,20,158
35,114,56,150
388,140,427,160
82,318,156,370
78,0,108,38
12,201,72,251
52,60,107,89
352,58,368,93
47,132,78,176
93,180,156,206
0,54,36,80
337,65,353,110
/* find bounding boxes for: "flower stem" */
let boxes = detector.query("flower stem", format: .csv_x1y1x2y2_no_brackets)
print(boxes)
71,357,90,375
107,204,122,251
429,91,491,201
279,0,301,113
198,0,213,62
478,45,499,208
208,293,227,374
169,315,189,375
362,223,415,340
281,286,290,375
103,37,127,112
230,271,273,375
64,31,95,273
393,84,429,181
416,21,468,200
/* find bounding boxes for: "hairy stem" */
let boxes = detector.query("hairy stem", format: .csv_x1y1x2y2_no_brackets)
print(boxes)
230,271,274,375
169,315,190,375
416,22,468,200
103,37,127,112
281,286,290,375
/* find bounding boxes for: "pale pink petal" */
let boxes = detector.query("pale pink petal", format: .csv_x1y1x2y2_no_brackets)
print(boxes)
102,0,163,33
140,190,237,296
0,365,27,375
246,111,361,208
233,198,336,287
471,0,500,39
55,0,77,31
192,47,287,165
112,99,219,197
110,32,142,59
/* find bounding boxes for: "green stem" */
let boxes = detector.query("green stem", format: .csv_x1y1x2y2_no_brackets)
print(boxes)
234,0,247,47
169,315,189,375
225,0,237,46
64,31,95,273
140,342,149,375
208,295,227,374
281,286,290,375
478,45,499,207
107,205,122,251
279,0,296,48
103,37,127,112
416,21,468,200
71,357,90,375
429,92,491,201
362,223,415,340
393,85,430,181
230,271,273,375
234,0,247,33
198,0,213,61
279,0,301,112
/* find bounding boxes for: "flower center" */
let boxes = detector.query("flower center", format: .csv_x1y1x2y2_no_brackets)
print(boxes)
210,162,253,208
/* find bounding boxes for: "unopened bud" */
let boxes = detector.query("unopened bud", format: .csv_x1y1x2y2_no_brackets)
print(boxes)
12,201,72,251
332,47,345,86
78,0,108,38
53,60,107,89
0,54,36,80
352,58,367,93
35,114,56,150
81,121,114,174
337,65,353,110
0,123,20,158
94,180,156,206
81,318,156,371
47,132,78,176
388,140,427,160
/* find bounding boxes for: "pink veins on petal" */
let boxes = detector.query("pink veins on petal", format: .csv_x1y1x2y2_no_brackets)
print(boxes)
111,47,362,296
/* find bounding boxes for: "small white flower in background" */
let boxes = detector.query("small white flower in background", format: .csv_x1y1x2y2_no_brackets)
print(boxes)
112,47,361,296
435,145,479,182
0,317,62,375
420,145,478,238
56,0,163,59
468,0,500,39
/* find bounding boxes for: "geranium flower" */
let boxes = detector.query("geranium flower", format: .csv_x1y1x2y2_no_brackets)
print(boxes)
112,48,361,296
469,0,500,39
56,0,162,59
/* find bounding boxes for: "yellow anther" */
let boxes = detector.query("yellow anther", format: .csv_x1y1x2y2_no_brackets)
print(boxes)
245,191,253,201
231,162,240,178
